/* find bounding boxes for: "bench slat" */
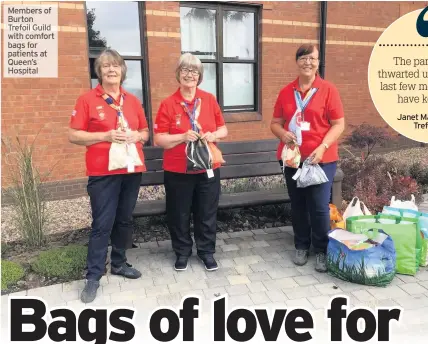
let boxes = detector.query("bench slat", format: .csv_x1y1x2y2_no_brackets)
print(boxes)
220,162,282,179
133,188,290,217
222,151,278,165
218,140,278,155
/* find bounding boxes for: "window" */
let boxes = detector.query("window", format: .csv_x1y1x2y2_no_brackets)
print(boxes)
180,3,259,113
85,1,152,142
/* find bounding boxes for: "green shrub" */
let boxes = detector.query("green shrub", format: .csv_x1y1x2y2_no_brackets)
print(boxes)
409,161,428,187
1,260,25,290
31,245,87,279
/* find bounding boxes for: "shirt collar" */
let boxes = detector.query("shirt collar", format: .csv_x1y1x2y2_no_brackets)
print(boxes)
293,74,323,92
173,87,204,104
95,83,127,97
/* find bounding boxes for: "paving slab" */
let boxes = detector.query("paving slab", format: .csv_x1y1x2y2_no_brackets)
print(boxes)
1,227,428,343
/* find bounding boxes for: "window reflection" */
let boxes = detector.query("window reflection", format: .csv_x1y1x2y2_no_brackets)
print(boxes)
199,63,217,97
86,1,141,56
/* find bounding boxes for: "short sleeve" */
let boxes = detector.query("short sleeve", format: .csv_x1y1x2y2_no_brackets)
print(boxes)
327,85,344,120
136,99,148,130
69,95,89,130
272,92,284,119
154,101,171,134
213,96,225,127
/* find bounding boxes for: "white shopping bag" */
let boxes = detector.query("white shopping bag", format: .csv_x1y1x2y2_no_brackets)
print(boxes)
390,194,418,211
342,197,372,225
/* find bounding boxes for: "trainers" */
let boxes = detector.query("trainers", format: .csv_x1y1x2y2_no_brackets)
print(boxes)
293,249,309,266
198,255,218,271
111,263,141,279
80,280,100,303
315,252,327,272
174,256,188,271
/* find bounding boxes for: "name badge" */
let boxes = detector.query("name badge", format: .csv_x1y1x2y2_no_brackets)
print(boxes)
207,169,214,178
301,121,310,131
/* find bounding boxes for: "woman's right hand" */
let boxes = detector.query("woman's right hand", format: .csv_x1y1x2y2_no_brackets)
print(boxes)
281,131,297,144
183,130,200,142
105,129,127,143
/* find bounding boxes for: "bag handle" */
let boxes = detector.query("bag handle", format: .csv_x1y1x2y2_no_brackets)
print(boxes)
360,202,371,215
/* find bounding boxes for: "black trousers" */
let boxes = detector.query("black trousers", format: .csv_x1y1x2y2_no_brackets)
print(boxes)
86,173,142,281
281,161,337,254
164,169,220,258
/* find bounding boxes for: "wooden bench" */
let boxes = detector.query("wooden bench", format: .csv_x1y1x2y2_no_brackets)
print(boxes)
133,139,344,217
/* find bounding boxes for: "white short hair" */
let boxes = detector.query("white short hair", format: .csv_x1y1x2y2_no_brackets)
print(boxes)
175,53,203,85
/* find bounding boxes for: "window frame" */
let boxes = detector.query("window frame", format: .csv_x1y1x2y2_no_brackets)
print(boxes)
179,1,260,115
84,1,153,145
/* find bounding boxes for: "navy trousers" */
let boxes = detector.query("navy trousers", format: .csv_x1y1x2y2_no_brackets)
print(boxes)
164,169,220,258
86,173,142,281
282,161,337,254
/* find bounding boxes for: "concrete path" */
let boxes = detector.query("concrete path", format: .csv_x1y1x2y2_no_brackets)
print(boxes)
1,226,428,343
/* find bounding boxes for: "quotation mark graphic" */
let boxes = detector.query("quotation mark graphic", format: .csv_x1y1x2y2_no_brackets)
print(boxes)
416,6,428,37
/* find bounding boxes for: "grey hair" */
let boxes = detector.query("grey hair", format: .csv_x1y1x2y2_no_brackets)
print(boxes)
94,48,127,84
175,53,204,85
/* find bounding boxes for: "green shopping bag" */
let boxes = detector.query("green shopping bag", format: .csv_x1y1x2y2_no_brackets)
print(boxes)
346,214,422,275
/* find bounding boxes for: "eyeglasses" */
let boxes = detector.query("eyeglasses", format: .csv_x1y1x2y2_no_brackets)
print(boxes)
181,68,200,76
298,57,319,63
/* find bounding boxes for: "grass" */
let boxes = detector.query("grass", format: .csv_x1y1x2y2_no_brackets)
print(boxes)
1,260,25,291
327,248,395,287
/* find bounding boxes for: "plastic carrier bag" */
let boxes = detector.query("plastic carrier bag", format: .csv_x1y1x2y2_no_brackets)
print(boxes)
292,158,329,188
327,228,396,286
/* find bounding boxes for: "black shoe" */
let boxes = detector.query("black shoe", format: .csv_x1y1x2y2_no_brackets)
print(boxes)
198,255,218,271
174,256,188,271
80,280,100,303
111,263,142,279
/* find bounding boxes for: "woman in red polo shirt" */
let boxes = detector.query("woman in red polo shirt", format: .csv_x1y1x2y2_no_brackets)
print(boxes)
270,44,345,273
154,53,228,272
69,48,149,303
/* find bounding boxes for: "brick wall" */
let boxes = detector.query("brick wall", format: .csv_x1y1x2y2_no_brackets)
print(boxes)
1,1,425,201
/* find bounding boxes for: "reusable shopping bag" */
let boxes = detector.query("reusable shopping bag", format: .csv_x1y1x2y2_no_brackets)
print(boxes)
281,140,301,169
390,194,418,211
381,206,428,267
346,214,422,275
292,158,329,188
327,228,396,286
342,197,371,227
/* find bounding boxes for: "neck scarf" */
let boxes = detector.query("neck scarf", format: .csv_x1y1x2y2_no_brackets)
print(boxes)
181,98,202,133
288,87,318,146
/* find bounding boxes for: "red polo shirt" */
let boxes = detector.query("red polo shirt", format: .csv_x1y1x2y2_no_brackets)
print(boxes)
273,75,344,163
154,88,226,173
69,84,148,176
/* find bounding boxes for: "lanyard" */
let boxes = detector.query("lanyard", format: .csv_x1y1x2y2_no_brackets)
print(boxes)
294,88,317,121
101,93,129,130
181,98,200,133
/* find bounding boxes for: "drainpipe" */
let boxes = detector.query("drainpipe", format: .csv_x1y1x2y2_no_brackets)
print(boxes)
319,1,327,78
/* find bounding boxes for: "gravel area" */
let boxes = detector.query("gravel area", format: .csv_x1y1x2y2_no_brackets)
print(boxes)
2,147,427,244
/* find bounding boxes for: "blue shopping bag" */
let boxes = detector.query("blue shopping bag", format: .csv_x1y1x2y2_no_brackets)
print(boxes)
327,228,396,286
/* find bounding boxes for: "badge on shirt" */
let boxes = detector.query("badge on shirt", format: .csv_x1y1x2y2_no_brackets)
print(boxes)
96,106,105,120
175,114,181,127
301,121,310,131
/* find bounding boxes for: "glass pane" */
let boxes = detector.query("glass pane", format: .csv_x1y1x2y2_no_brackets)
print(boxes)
199,63,217,98
90,60,144,104
86,1,141,56
223,11,254,60
223,63,254,108
180,7,216,60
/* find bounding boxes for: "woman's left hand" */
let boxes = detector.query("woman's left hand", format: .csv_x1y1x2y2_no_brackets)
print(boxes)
126,130,142,144
308,145,327,164
201,131,216,142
